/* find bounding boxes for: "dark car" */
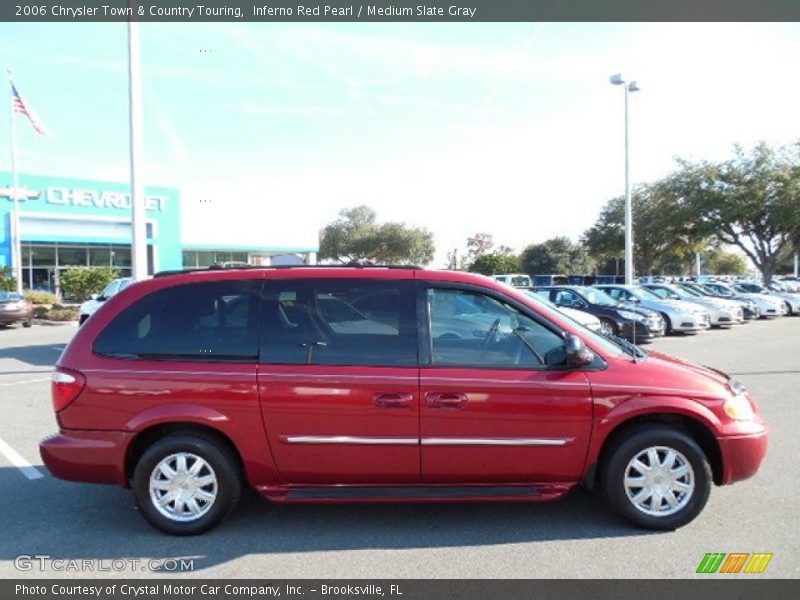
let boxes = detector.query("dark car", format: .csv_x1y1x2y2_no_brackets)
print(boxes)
0,291,33,327
533,285,664,342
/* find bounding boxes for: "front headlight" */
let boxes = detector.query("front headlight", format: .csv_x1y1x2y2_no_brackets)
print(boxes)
724,379,754,421
618,310,645,321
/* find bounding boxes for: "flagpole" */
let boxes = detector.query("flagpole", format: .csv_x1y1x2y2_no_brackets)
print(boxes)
7,70,23,295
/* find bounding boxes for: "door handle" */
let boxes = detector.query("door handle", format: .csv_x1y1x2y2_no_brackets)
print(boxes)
425,392,468,409
373,392,414,408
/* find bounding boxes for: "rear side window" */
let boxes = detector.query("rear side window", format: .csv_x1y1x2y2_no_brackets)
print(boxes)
94,280,261,361
260,279,417,366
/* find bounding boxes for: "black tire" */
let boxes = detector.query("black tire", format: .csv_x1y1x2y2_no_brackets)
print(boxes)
601,425,711,530
784,302,792,316
660,313,674,335
132,434,242,535
22,318,32,328
599,318,617,338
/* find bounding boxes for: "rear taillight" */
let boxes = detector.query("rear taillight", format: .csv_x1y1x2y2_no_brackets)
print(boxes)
51,367,86,412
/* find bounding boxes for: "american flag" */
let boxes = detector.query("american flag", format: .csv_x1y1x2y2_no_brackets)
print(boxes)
11,82,48,136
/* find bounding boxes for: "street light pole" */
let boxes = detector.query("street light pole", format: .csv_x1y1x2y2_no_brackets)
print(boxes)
610,74,640,285
128,14,147,281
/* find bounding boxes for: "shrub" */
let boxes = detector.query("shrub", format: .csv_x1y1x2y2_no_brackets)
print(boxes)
33,306,49,318
44,307,79,322
0,266,16,292
25,290,59,305
59,267,118,302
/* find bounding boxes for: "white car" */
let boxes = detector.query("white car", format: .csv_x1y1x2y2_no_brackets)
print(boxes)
735,282,800,316
703,282,784,318
79,277,133,326
493,273,532,289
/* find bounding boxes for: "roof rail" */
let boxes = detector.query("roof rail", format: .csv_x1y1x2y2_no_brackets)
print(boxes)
153,263,424,278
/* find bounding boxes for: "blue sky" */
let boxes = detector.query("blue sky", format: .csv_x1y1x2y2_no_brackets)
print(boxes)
1,22,800,264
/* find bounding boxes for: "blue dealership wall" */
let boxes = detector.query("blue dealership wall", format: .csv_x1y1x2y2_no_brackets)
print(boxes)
0,172,181,271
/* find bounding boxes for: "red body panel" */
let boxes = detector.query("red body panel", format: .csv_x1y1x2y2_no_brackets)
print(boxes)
258,365,420,483
39,267,768,502
419,369,592,482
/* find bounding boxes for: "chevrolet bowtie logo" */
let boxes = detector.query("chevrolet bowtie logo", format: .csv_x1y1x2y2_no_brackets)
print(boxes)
0,185,41,201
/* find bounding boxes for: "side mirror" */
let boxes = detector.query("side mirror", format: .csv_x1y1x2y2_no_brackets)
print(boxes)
565,334,594,368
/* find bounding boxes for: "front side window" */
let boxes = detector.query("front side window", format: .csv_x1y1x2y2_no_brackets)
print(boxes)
428,288,565,368
94,280,261,361
260,279,417,366
603,287,629,302
553,289,584,307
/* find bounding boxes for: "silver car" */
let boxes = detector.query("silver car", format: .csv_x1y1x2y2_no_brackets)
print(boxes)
734,282,800,316
595,284,710,334
702,282,784,318
642,283,743,327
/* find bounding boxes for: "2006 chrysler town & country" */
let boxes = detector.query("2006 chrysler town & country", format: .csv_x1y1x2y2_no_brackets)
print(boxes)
40,266,768,535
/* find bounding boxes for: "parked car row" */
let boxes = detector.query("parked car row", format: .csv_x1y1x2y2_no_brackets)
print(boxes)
500,276,800,345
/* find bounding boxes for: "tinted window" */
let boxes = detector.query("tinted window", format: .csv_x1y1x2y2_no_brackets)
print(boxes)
428,289,564,368
94,280,261,361
260,279,417,366
554,289,582,307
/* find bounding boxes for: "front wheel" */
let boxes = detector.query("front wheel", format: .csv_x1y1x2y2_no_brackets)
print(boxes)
132,434,242,535
601,426,711,530
599,318,617,337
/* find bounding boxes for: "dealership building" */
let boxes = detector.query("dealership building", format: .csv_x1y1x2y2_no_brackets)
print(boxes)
0,172,318,294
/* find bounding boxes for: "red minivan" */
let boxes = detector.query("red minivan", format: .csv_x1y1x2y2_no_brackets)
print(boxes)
40,266,768,535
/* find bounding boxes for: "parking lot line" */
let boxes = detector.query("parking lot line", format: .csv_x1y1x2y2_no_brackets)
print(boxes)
0,435,43,480
0,377,50,387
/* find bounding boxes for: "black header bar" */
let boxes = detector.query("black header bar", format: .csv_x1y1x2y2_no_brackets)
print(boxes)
5,0,800,22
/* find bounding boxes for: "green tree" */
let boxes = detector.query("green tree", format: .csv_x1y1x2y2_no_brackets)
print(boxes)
668,142,800,284
319,206,435,265
0,266,15,292
466,232,494,263
582,183,704,276
60,267,118,302
706,249,748,276
520,237,595,275
468,253,522,276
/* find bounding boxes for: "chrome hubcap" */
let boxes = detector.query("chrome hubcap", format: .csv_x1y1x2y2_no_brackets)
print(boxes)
623,446,694,517
149,452,218,522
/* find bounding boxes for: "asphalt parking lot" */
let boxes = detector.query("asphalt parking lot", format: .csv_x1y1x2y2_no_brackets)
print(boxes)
0,319,797,579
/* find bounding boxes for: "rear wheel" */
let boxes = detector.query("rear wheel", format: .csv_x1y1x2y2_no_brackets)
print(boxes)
22,318,32,328
601,425,711,530
132,434,241,535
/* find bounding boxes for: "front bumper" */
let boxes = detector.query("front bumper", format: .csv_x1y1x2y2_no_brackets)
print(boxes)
620,320,664,342
40,430,133,486
671,314,710,332
718,427,768,485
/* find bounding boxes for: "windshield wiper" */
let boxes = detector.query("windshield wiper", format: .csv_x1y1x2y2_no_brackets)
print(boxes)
607,335,648,360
